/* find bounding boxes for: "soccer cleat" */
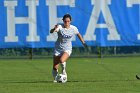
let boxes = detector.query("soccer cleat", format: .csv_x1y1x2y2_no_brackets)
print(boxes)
53,80,57,83
53,75,58,83
136,75,140,80
52,69,59,83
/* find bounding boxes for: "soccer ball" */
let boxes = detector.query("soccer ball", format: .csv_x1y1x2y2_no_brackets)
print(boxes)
57,74,67,83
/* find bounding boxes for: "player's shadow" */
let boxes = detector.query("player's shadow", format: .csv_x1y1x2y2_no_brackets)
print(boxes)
0,80,53,83
0,79,136,84
67,79,136,83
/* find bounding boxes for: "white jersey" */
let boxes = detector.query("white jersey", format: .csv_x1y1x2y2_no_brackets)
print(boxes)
54,24,79,51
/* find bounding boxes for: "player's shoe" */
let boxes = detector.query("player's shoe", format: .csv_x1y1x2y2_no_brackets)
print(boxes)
52,69,58,83
53,76,58,83
53,80,57,83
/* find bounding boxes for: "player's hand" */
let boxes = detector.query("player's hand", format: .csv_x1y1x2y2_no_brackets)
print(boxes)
54,24,58,30
50,25,58,33
83,43,88,48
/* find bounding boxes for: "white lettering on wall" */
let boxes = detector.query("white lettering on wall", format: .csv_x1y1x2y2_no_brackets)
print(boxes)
46,0,75,41
84,0,120,41
4,0,40,42
127,0,140,40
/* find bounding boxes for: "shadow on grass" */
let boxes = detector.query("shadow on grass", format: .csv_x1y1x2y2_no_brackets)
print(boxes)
0,80,53,83
0,79,137,84
67,79,138,82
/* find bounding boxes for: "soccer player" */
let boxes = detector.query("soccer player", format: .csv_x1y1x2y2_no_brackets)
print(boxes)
50,14,87,82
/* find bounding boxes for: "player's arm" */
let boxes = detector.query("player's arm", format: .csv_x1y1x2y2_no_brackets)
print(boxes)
77,33,88,48
50,25,59,33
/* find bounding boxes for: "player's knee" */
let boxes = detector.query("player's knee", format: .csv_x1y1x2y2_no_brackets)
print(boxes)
53,65,58,70
53,67,58,70
60,58,64,63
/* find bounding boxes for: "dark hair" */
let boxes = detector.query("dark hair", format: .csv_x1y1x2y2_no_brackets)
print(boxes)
62,14,72,21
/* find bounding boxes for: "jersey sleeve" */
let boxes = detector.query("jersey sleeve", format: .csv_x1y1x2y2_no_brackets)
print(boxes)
73,26,79,35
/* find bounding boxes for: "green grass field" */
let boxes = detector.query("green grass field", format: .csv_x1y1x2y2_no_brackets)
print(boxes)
0,57,140,93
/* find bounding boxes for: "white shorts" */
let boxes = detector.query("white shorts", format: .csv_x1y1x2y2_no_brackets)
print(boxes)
54,50,72,56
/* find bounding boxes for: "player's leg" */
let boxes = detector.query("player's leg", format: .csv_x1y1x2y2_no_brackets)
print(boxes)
52,56,60,82
60,51,71,75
